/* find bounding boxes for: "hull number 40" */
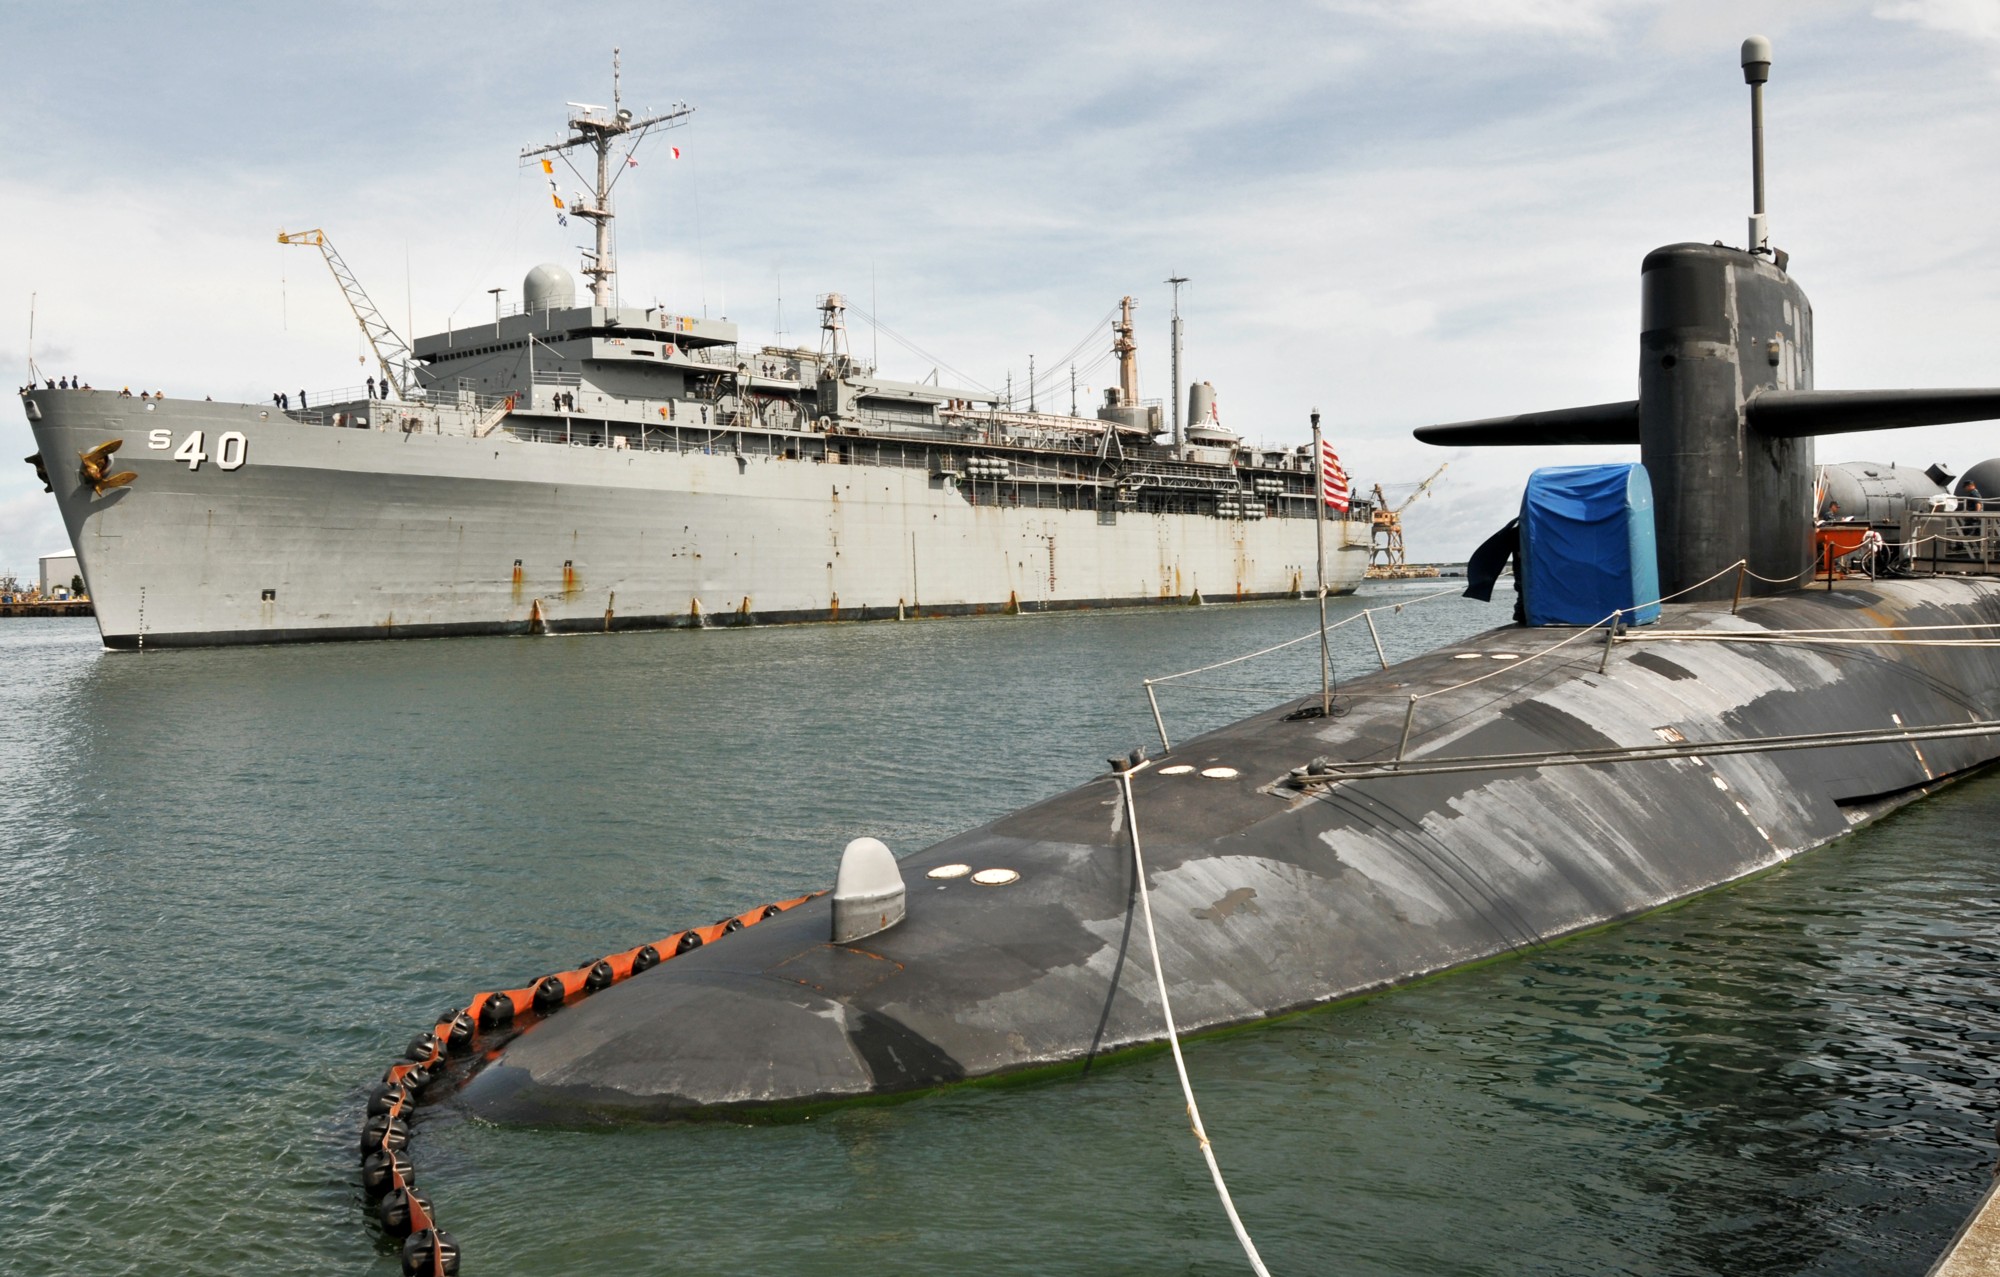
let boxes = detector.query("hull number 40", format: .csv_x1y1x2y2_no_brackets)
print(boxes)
149,429,248,471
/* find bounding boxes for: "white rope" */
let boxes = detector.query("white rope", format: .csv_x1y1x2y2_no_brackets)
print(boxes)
1146,589,1457,687
1407,558,1752,702
1147,622,1358,686
1116,765,1272,1277
1409,617,1608,700
1741,560,1816,585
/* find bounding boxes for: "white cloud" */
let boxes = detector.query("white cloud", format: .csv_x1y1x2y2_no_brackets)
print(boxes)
1317,0,1640,37
4,2,1999,573
1876,0,2000,44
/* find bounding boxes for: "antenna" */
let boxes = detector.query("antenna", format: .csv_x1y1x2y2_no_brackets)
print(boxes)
523,52,694,308
1167,274,1187,449
1742,35,1772,258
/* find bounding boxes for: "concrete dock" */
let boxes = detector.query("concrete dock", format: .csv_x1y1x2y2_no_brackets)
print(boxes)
1929,1178,2000,1276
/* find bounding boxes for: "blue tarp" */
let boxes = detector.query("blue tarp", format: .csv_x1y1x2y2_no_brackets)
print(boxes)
1518,463,1661,626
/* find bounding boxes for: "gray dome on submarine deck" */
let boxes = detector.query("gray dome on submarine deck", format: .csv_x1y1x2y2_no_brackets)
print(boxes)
1818,461,1947,526
524,263,576,312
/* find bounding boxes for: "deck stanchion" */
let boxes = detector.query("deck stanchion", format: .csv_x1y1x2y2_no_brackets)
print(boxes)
1395,695,1418,765
1145,680,1172,754
1365,608,1390,671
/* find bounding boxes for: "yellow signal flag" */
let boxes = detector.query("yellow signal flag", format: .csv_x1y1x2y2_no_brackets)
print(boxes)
541,159,553,175
550,193,564,210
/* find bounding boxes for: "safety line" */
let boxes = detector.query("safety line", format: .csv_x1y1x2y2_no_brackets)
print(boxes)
1627,633,2000,648
1407,558,1749,703
1116,762,1273,1277
1645,621,2000,635
1146,590,1458,687
1289,718,2000,784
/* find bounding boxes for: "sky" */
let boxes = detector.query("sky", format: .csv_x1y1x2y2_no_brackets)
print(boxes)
4,0,1999,575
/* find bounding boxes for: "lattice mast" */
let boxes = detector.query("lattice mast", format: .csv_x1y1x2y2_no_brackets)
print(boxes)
521,49,693,308
275,228,417,397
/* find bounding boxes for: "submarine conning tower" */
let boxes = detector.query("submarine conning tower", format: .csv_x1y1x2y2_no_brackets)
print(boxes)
1416,36,2000,602
1639,242,1814,597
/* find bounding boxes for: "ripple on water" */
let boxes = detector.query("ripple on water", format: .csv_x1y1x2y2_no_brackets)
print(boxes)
1,605,1996,1275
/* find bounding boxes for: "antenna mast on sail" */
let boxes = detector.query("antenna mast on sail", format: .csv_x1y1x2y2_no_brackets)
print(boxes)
522,48,693,308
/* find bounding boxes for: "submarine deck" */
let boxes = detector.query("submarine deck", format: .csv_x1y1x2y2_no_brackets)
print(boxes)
456,574,2000,1123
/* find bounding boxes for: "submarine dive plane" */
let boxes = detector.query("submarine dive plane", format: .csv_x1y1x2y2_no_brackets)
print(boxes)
433,38,2000,1126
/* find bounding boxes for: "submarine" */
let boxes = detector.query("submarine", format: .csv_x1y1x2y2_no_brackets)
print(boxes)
431,38,2000,1127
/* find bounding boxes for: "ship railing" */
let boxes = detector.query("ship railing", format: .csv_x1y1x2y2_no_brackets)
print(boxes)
279,384,405,414
1900,509,2000,575
500,421,754,456
680,343,741,368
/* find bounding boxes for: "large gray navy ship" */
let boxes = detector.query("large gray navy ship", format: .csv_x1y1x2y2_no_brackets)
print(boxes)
20,72,1370,650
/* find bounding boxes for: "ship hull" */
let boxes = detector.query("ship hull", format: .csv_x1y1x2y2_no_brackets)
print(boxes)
25,391,1366,648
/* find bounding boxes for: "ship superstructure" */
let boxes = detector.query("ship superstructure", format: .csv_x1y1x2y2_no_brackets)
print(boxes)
21,69,1369,649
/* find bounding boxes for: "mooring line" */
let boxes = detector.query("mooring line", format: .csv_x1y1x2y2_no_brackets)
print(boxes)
1116,761,1273,1277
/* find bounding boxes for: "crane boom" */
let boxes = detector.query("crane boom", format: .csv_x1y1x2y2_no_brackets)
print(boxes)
1395,461,1449,515
1366,462,1450,579
277,228,417,398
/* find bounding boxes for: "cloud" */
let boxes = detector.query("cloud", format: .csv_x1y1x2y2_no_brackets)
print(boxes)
1876,0,2000,45
4,3,1999,574
1317,0,1640,37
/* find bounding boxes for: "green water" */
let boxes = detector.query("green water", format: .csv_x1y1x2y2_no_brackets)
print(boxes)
2,592,1994,1275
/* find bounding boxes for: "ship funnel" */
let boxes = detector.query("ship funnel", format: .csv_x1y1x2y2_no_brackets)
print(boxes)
524,263,576,312
1187,381,1216,433
1743,35,1774,259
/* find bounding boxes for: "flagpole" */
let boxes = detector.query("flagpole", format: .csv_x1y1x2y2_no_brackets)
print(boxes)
1313,409,1331,718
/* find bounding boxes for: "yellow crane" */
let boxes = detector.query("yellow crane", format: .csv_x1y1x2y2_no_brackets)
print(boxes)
277,228,417,398
1366,462,1449,578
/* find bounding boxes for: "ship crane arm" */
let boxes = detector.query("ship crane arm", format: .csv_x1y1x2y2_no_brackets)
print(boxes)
1394,462,1449,514
276,228,417,399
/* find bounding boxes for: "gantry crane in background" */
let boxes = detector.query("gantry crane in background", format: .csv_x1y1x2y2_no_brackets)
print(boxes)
1366,462,1449,578
277,229,417,398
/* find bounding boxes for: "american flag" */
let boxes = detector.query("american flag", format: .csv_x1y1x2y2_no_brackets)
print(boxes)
1321,440,1350,513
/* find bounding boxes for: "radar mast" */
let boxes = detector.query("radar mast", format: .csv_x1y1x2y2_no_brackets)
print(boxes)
521,49,693,308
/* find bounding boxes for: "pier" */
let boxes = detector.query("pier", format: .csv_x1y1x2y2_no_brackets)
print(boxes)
1929,1180,2000,1276
0,599,94,619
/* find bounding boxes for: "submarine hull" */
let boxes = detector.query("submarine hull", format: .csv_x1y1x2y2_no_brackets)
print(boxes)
459,575,2000,1123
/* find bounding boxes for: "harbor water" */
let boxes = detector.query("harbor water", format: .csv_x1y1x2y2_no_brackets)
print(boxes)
2,589,1995,1275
